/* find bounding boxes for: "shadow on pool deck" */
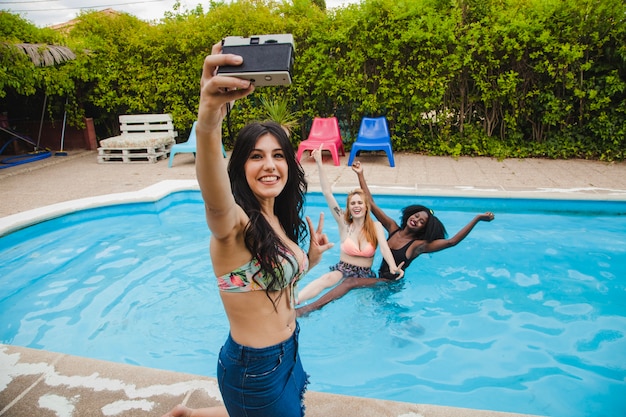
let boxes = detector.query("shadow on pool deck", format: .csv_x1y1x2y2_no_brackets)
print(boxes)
2,150,626,417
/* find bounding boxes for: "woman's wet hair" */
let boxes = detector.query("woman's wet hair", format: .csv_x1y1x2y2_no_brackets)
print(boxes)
401,205,447,241
228,121,307,307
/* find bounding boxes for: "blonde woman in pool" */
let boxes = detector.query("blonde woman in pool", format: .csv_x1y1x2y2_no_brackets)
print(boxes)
296,147,404,305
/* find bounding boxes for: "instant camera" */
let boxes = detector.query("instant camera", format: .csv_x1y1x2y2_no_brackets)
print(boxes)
217,34,295,87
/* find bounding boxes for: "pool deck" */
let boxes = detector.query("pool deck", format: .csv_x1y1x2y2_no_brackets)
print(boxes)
2,150,626,417
2,150,626,220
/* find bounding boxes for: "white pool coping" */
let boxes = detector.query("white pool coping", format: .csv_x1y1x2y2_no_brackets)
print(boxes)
0,180,201,237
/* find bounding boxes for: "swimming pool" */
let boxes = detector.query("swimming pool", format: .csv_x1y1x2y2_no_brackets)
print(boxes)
1,189,625,417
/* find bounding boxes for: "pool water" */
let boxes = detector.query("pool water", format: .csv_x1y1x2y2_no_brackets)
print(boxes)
1,191,625,417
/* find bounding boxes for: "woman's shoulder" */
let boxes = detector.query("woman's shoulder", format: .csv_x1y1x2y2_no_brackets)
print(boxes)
373,220,385,229
386,224,401,235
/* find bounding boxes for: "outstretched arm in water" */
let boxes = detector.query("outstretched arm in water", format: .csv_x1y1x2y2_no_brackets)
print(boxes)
419,212,495,255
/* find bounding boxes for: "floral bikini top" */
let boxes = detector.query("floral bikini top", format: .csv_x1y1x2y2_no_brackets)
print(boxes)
216,249,309,304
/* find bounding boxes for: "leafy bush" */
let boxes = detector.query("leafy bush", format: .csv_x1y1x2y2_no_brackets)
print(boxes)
1,0,624,160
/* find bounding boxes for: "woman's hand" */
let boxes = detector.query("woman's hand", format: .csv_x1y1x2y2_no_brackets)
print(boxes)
389,261,405,280
305,213,334,269
351,160,363,174
311,144,324,165
478,212,495,222
197,42,255,132
161,404,227,417
161,404,192,417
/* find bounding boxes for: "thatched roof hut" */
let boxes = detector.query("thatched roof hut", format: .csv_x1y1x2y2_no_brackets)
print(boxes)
9,43,76,67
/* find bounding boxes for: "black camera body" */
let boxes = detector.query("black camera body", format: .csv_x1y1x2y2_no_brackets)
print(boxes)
217,34,295,87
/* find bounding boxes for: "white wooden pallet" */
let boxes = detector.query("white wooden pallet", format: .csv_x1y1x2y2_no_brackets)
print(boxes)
97,113,177,164
97,143,172,163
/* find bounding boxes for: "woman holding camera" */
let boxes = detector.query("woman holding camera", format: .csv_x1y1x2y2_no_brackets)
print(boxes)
162,42,331,417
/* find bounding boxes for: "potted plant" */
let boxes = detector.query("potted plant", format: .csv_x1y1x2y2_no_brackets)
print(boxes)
260,96,298,136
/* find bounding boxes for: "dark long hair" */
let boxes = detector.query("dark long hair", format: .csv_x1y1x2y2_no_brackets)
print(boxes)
400,205,447,242
227,121,307,306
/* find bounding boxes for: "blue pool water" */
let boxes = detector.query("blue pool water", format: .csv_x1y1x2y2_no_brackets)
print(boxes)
1,191,625,417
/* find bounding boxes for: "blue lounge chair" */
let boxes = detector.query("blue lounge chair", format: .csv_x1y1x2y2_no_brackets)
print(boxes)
168,121,226,167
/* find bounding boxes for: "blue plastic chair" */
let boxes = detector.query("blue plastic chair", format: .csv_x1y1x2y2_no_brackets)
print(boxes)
347,116,395,167
168,121,226,167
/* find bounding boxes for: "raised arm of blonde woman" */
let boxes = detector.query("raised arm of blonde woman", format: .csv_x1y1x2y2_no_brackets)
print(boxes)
311,146,347,235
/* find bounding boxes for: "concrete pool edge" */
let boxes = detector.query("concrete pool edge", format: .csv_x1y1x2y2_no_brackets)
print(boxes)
2,178,625,237
0,343,541,417
0,180,200,237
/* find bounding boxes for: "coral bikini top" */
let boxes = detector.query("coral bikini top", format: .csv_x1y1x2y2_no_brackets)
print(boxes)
340,237,376,258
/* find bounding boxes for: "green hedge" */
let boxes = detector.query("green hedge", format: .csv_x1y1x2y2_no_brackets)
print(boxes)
1,0,625,160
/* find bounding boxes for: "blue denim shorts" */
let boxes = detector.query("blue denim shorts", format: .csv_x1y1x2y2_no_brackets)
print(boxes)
217,322,309,417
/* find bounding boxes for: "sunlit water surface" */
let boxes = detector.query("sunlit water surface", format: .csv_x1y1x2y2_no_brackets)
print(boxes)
1,191,625,417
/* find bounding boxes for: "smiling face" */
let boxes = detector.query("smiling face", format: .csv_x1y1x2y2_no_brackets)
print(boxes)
348,193,367,219
244,133,288,200
405,210,429,232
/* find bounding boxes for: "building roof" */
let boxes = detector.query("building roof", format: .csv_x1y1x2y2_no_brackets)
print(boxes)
49,8,122,33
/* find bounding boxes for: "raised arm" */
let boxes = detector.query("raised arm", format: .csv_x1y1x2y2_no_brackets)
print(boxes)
422,212,495,254
312,147,344,228
375,222,404,278
195,43,254,240
352,161,398,233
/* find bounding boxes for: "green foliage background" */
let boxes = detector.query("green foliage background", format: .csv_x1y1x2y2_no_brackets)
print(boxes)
1,0,625,160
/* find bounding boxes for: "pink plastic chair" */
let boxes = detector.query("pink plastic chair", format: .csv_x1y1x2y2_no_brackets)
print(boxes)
296,117,345,166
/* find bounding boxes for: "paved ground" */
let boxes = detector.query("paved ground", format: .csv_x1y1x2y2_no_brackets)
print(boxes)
1,150,626,417
2,150,626,219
